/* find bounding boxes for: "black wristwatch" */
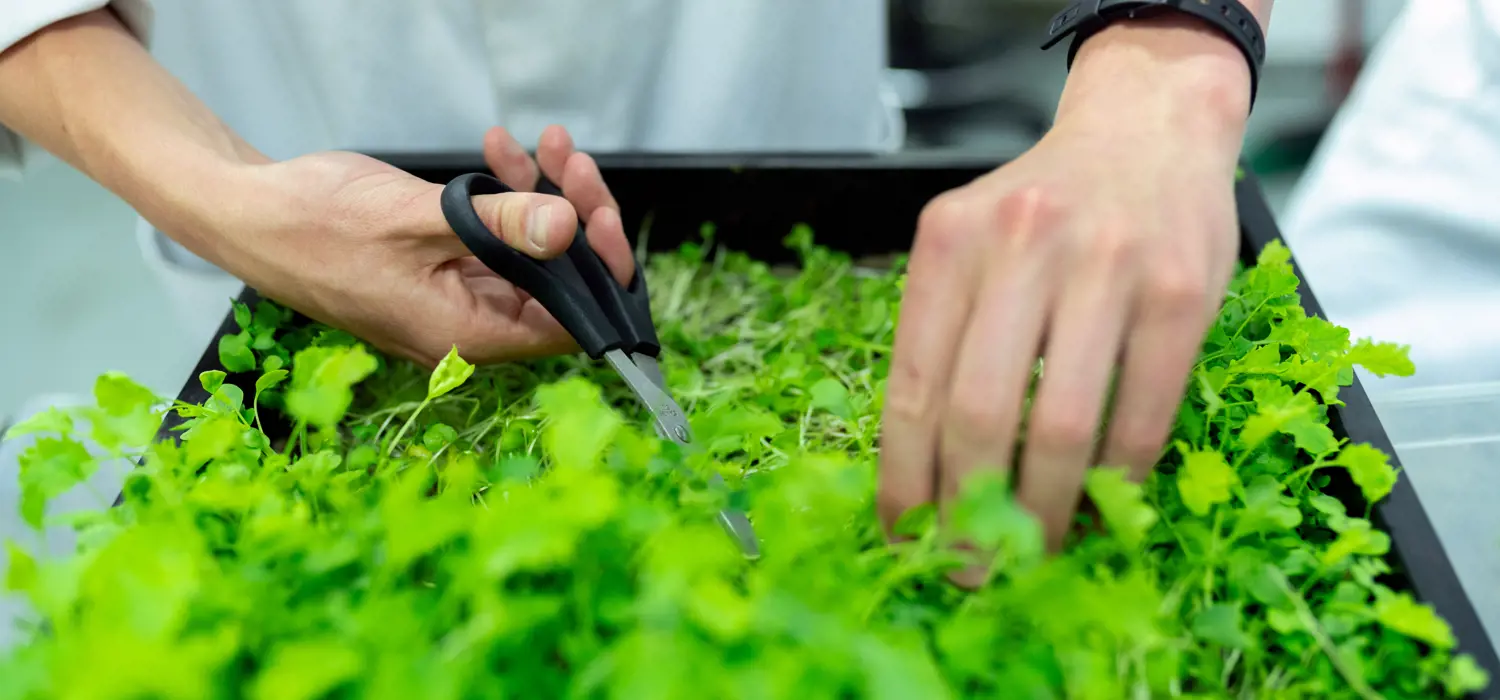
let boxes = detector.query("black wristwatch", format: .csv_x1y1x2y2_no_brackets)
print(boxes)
1041,0,1266,110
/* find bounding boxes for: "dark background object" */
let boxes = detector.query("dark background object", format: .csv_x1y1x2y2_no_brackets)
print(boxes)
145,153,1499,697
886,0,1059,147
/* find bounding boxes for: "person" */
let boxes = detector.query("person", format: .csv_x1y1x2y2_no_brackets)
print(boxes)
0,1,1274,564
1275,0,1500,641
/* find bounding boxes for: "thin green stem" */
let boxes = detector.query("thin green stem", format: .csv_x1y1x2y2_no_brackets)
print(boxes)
385,397,432,461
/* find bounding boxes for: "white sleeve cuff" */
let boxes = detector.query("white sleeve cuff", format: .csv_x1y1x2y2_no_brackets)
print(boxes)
0,0,155,180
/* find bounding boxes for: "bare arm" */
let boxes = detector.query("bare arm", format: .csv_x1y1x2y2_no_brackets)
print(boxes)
0,8,635,369
0,8,263,254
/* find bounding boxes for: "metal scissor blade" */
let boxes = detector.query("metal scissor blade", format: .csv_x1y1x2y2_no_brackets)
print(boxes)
629,352,670,396
605,349,691,443
604,349,761,559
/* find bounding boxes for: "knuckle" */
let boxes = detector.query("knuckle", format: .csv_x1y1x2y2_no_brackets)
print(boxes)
1148,268,1210,311
1028,406,1098,452
1115,435,1163,469
914,191,972,256
882,367,936,427
991,185,1063,244
945,385,1011,444
876,486,911,525
1085,224,1143,268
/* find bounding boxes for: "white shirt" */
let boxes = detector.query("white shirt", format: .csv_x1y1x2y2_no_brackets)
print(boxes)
1279,0,1500,655
0,0,902,173
1281,0,1500,391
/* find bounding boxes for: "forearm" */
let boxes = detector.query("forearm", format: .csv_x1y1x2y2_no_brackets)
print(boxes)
1057,0,1275,149
0,8,266,248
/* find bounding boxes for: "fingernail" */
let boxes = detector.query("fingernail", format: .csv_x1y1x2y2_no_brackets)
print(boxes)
527,203,552,251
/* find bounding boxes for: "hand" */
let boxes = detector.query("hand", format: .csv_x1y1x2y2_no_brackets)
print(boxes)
188,125,633,368
877,19,1253,575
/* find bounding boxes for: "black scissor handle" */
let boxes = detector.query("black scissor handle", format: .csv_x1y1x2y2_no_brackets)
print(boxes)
440,172,660,360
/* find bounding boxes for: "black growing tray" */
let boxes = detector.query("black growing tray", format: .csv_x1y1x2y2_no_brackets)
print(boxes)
146,152,1500,695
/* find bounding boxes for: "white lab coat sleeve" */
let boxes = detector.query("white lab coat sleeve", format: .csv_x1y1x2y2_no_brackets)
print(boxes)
0,0,154,180
1279,0,1500,391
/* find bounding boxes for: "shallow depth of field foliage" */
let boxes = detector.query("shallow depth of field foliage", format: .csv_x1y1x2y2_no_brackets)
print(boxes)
0,225,1489,699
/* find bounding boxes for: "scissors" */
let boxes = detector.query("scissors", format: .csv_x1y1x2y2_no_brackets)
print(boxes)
440,171,761,560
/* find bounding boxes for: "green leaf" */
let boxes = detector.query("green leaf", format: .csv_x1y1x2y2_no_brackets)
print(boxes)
255,369,289,398
17,437,97,529
892,502,937,539
210,385,244,415
3,541,37,593
1335,443,1399,504
808,377,853,420
1177,448,1238,516
422,423,459,452
4,406,74,439
535,378,622,472
1322,520,1391,565
948,470,1043,562
250,639,363,700
218,331,256,372
1446,654,1491,697
858,635,952,700
1084,467,1158,549
1347,338,1415,377
1238,379,1338,455
183,417,243,466
285,345,378,429
199,370,227,394
427,345,475,400
251,329,278,351
1376,591,1455,649
1234,475,1302,535
495,455,540,483
95,372,158,416
233,300,253,331
1192,603,1252,649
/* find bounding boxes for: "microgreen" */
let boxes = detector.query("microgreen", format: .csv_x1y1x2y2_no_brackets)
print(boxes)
0,229,1487,699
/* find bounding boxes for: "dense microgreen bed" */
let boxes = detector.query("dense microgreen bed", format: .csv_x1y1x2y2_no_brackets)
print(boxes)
0,227,1490,699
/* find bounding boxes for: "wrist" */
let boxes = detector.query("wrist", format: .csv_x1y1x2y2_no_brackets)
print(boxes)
108,147,265,261
1056,16,1253,152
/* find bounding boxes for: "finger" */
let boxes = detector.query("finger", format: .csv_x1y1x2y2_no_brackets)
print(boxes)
539,133,629,284
937,252,1053,529
934,190,1058,587
1016,237,1132,551
877,192,981,537
561,152,620,225
484,126,540,192
536,125,575,185
585,206,635,285
469,191,579,259
1099,270,1217,481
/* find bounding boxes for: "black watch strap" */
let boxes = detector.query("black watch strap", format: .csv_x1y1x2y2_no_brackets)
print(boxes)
1042,0,1266,110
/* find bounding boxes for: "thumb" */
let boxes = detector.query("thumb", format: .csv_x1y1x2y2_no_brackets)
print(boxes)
469,191,579,259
